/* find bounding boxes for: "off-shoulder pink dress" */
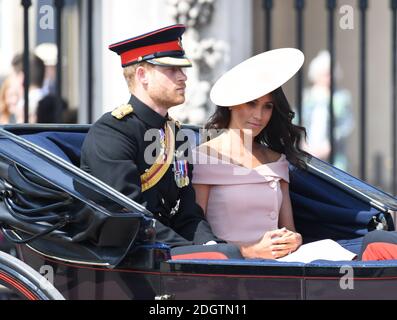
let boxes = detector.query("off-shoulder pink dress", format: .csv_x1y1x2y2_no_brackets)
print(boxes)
192,150,290,246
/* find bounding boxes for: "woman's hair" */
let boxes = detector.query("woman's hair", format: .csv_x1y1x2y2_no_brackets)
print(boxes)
205,87,308,169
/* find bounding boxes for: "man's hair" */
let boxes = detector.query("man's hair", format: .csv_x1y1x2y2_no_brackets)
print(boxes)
11,53,46,88
123,62,153,92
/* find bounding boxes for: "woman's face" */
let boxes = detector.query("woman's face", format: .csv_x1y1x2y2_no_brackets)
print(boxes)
229,94,274,137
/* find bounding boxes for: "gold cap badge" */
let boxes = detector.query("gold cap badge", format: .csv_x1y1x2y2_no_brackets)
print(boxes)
111,104,134,120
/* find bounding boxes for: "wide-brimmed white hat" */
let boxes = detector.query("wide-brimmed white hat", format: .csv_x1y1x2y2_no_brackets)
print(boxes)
210,48,304,107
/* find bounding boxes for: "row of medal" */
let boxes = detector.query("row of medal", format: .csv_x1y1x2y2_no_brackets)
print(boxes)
159,128,189,188
174,158,190,188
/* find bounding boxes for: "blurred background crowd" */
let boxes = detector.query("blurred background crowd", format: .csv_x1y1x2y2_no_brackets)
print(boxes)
0,44,73,124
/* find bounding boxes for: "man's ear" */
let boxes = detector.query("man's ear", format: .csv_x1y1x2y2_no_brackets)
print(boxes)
136,66,149,86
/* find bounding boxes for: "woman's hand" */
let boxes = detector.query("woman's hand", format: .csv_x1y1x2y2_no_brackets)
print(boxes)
239,228,302,259
271,228,302,258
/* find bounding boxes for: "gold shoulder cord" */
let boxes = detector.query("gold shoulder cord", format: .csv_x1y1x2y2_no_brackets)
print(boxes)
140,121,175,192
111,104,134,120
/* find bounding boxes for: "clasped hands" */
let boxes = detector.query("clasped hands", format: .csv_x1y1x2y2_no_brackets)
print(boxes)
240,228,302,259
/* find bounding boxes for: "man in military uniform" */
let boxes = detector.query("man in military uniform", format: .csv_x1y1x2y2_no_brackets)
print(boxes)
80,24,241,259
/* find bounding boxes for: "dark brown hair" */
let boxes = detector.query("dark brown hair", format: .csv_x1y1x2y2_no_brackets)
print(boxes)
205,87,308,169
12,54,45,88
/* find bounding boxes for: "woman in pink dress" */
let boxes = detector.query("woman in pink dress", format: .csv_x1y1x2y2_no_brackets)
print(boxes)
192,48,308,260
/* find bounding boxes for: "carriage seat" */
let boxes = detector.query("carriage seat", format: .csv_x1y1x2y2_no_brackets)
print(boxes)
22,132,86,167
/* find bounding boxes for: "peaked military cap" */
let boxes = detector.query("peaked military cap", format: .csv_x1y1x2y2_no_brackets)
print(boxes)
109,24,192,68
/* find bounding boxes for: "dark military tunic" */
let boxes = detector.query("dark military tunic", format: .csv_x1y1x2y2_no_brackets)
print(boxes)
80,95,218,247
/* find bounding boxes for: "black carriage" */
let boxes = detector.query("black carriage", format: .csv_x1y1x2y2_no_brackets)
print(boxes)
0,124,396,300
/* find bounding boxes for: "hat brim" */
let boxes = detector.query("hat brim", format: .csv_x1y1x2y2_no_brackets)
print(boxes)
147,56,192,67
210,48,304,107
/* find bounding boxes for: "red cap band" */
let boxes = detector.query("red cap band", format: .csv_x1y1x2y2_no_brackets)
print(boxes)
120,40,183,66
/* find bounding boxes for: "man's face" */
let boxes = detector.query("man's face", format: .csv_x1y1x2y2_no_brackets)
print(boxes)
145,65,188,108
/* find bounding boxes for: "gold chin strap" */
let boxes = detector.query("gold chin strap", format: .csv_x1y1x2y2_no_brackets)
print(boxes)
140,121,175,192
